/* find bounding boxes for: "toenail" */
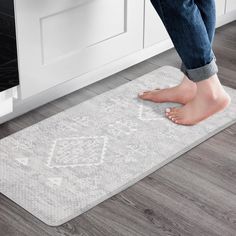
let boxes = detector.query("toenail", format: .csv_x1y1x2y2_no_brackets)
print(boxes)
166,108,170,113
139,92,144,96
169,116,172,119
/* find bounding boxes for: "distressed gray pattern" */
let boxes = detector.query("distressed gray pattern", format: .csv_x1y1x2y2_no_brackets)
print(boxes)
0,66,236,226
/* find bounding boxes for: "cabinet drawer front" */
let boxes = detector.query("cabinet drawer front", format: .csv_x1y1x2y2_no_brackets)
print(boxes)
15,0,143,98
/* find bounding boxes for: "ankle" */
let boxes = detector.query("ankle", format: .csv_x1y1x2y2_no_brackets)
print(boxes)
196,74,226,99
179,77,197,90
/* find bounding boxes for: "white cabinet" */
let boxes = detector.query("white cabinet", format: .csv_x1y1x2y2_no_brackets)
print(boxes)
226,0,236,13
216,0,226,16
144,0,169,48
15,0,144,99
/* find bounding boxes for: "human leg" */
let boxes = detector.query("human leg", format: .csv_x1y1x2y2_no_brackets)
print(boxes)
139,0,199,104
139,0,230,125
149,0,218,82
181,0,217,76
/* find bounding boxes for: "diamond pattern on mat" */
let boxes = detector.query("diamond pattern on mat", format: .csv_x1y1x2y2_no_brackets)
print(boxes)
47,136,108,168
107,118,138,136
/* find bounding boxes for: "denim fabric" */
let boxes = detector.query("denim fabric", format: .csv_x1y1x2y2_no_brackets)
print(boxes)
150,0,218,82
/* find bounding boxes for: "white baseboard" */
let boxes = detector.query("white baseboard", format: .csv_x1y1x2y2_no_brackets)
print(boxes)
0,12,235,124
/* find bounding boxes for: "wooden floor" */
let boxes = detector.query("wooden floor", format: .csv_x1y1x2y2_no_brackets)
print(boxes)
0,21,236,236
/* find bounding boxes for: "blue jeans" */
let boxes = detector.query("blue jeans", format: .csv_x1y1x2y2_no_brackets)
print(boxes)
150,0,218,82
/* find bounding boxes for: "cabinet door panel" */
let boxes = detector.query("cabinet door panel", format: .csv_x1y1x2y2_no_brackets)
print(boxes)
15,0,143,98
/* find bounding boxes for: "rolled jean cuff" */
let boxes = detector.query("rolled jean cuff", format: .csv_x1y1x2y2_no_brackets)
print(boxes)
180,63,188,76
180,57,218,82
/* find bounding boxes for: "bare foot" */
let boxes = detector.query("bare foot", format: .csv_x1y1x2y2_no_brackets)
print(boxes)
165,74,231,125
138,75,197,104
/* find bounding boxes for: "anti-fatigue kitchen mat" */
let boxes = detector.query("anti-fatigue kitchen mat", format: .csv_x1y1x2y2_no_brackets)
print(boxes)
1,66,236,226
